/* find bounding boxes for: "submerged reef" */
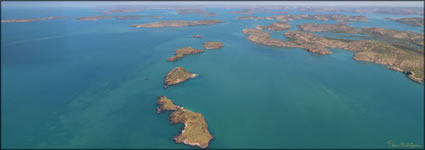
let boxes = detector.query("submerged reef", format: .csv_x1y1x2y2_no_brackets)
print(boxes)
156,96,213,149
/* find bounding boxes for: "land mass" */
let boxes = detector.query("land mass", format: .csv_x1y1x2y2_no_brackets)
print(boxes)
387,17,424,27
156,96,213,149
266,14,367,23
168,47,204,62
77,15,162,21
296,23,424,53
243,27,424,83
177,8,216,17
203,42,224,49
1,16,67,23
130,20,223,28
164,67,197,88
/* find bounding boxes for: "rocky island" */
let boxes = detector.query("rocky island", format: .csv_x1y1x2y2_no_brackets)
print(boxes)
1,16,67,23
103,7,145,14
168,47,204,62
156,96,213,149
242,27,424,83
164,67,197,88
130,20,223,28
203,42,224,49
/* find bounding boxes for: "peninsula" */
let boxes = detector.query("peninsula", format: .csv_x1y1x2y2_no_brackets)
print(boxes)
130,20,223,28
164,67,197,88
156,96,213,149
203,42,224,49
168,47,204,62
1,16,67,23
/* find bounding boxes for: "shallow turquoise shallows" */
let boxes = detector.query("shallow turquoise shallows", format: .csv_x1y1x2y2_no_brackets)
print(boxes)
1,5,424,149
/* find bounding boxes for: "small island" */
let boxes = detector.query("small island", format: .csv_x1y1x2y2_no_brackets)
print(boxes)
103,7,145,14
164,67,197,88
1,16,67,23
130,20,223,28
203,42,224,49
168,47,204,62
192,35,201,38
266,14,368,24
156,96,213,149
387,17,424,27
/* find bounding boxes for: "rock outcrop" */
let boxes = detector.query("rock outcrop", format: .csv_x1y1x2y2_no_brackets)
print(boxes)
192,35,201,38
156,96,213,149
164,67,197,88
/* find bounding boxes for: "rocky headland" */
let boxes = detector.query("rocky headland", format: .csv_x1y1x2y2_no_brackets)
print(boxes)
156,96,213,149
387,17,424,27
130,20,223,28
1,16,67,23
243,27,424,83
203,42,224,49
164,67,197,88
168,47,204,62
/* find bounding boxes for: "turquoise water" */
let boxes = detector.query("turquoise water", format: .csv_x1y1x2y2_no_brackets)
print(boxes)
1,5,424,149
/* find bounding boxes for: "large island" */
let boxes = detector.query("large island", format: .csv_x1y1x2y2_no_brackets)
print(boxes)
130,20,223,28
243,27,424,83
156,96,213,149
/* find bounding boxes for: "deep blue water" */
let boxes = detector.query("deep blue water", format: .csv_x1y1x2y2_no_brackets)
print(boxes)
1,4,424,149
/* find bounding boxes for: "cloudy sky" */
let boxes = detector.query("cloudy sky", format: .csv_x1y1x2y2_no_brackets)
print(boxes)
2,1,424,8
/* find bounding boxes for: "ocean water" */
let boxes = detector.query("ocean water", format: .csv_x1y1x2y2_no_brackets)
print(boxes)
1,5,424,149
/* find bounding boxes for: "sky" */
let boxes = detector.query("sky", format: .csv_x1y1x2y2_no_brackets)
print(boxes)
1,1,424,8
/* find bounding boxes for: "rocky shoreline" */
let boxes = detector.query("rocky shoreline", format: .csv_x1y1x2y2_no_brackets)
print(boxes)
156,96,213,149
